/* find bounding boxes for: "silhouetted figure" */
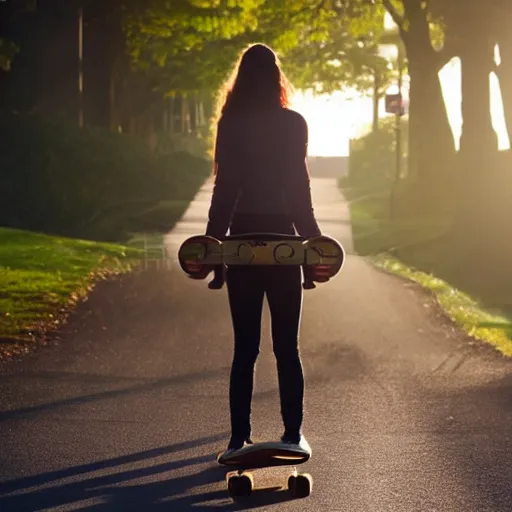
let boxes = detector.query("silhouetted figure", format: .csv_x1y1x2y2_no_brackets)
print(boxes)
206,43,323,455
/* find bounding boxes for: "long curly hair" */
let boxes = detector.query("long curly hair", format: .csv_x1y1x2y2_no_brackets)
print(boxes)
216,43,291,118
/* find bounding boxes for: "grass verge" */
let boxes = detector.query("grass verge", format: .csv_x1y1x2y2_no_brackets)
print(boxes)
340,181,512,357
0,227,142,359
373,255,512,357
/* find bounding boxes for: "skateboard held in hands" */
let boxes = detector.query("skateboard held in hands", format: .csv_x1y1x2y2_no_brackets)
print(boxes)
178,233,345,289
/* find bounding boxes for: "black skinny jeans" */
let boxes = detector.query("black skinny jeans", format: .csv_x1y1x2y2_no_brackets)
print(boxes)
226,264,304,444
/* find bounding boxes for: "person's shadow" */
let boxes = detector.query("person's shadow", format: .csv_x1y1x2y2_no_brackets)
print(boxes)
0,432,300,511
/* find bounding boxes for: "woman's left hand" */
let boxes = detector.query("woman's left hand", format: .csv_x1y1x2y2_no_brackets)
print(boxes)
311,264,332,283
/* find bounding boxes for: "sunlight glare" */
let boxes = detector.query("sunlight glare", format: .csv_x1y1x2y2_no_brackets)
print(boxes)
490,72,510,149
291,55,510,157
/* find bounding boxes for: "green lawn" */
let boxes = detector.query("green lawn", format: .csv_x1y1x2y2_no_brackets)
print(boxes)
0,227,142,356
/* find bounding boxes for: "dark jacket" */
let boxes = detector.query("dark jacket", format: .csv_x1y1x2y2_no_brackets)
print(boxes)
205,107,321,239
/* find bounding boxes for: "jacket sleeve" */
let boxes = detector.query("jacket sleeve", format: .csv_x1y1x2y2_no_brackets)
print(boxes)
205,117,242,239
285,115,321,238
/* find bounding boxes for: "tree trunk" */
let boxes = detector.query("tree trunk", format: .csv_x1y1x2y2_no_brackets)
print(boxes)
148,111,157,151
406,49,455,179
162,101,168,134
174,94,182,133
372,69,380,133
198,99,206,127
189,95,197,134
459,35,498,162
181,96,188,134
77,4,84,128
403,1,456,186
109,61,117,132
496,30,512,145
203,93,213,123
453,29,500,251
169,96,175,133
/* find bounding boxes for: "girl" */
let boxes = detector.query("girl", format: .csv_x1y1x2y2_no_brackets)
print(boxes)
206,43,326,456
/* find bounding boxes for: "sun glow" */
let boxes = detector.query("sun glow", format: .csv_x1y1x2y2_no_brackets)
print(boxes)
291,59,511,157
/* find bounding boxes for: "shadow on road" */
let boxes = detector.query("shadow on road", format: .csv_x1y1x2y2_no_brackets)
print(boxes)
79,474,301,511
426,372,512,510
0,431,303,511
0,367,230,423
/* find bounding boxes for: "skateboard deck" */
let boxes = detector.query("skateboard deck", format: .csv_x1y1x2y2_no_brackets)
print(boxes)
217,441,313,500
178,233,344,289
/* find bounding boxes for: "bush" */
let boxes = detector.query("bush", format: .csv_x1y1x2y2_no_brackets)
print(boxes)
0,113,211,241
346,116,408,191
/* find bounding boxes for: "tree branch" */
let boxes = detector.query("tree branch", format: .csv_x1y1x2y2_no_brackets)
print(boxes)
382,0,405,33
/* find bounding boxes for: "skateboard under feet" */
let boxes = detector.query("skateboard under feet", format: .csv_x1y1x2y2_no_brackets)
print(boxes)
217,440,313,501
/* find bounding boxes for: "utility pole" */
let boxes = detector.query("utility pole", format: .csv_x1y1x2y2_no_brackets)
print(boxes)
381,14,406,221
394,46,404,187
78,3,84,128
372,67,380,134
386,45,405,220
385,45,405,220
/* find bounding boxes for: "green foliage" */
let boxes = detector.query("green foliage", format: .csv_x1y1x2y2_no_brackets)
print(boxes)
268,1,395,94
0,114,211,242
0,227,140,349
283,15,394,94
347,115,408,189
124,0,263,94
122,0,395,97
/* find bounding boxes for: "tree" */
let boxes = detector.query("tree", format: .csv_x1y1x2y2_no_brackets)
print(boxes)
124,0,263,92
429,0,500,161
123,0,396,137
496,23,512,145
374,0,510,255
488,1,512,146
379,0,457,186
255,1,395,131
418,0,512,244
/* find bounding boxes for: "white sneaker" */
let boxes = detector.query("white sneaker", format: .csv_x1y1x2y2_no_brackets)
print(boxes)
218,438,254,464
280,434,311,455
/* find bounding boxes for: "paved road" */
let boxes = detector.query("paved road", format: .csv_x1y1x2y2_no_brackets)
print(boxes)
1,178,512,511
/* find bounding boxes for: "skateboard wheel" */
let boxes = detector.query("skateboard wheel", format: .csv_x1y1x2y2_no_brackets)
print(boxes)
291,473,312,499
228,474,253,499
288,475,297,493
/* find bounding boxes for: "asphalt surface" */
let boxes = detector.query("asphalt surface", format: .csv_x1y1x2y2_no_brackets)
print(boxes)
1,178,512,511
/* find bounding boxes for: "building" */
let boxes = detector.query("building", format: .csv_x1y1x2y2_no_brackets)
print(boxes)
307,156,349,178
